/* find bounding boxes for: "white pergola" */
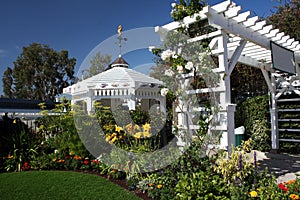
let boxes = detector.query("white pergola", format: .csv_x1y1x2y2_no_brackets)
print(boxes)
63,58,165,113
155,0,300,151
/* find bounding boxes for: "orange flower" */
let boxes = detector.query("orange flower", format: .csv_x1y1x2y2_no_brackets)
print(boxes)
148,183,154,187
157,184,163,189
73,155,82,160
7,155,13,159
286,180,296,185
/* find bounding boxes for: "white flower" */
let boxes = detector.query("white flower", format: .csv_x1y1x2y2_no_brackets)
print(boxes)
171,3,177,8
148,46,155,52
172,54,178,59
161,49,175,61
165,69,175,77
177,65,184,73
185,61,193,70
160,88,169,96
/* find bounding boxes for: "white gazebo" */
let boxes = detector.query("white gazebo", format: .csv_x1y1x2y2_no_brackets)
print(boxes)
63,56,165,114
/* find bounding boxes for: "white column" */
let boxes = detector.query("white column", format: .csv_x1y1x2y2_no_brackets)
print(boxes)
218,31,235,150
86,90,93,114
128,88,136,110
270,73,279,152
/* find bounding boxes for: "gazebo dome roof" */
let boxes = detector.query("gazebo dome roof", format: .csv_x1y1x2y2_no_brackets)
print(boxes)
86,66,163,89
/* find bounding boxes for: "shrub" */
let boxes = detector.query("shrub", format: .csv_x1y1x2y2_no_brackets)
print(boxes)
235,95,271,151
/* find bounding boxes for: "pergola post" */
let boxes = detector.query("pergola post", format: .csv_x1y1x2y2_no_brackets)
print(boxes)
218,31,236,151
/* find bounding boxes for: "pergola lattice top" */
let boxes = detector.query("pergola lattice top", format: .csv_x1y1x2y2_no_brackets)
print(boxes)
158,0,300,68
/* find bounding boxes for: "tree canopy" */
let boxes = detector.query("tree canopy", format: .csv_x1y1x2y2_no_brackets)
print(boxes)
2,43,76,101
83,51,111,79
267,0,300,41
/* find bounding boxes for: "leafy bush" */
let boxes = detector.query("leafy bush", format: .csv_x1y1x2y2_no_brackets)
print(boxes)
0,116,42,172
235,95,271,151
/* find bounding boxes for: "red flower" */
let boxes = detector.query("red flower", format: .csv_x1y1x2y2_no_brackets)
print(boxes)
65,155,69,159
83,160,90,165
92,160,99,165
278,183,289,193
22,162,31,171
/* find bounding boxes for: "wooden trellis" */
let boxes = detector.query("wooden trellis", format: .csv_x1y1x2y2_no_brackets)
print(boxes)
156,0,300,151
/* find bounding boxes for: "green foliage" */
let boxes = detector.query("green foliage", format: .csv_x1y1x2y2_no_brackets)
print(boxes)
37,103,90,158
231,64,268,103
235,95,271,151
170,0,206,21
0,116,42,172
250,120,271,151
214,141,254,185
84,51,112,79
267,0,300,42
2,67,13,98
2,43,76,101
174,171,229,200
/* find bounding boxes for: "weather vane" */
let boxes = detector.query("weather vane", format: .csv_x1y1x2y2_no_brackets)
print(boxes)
116,25,127,56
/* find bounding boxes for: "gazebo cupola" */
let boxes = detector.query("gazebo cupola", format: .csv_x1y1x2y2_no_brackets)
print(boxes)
109,55,129,68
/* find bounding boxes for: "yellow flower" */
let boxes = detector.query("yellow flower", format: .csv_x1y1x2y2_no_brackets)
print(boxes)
13,119,17,124
115,125,123,132
125,123,132,130
249,191,258,197
142,123,151,132
111,136,117,143
157,184,163,189
143,131,151,138
134,124,140,130
105,135,111,142
290,194,299,200
134,132,143,139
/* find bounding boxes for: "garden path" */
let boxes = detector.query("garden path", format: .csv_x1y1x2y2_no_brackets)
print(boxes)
255,151,300,183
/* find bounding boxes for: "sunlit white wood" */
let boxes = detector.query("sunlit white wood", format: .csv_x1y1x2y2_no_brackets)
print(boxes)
276,35,290,46
259,25,273,35
211,0,231,13
250,20,266,32
291,41,299,48
243,16,259,27
224,5,241,18
272,32,285,42
247,51,270,57
232,11,250,23
242,46,266,54
228,40,246,75
266,29,280,38
187,30,222,43
251,53,271,60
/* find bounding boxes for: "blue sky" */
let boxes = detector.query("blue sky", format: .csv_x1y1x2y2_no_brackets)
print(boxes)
0,0,282,96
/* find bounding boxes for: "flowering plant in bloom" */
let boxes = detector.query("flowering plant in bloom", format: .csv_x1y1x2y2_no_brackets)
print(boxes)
170,0,206,21
104,123,159,154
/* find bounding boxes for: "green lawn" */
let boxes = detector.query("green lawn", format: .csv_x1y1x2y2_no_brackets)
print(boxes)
0,171,142,200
